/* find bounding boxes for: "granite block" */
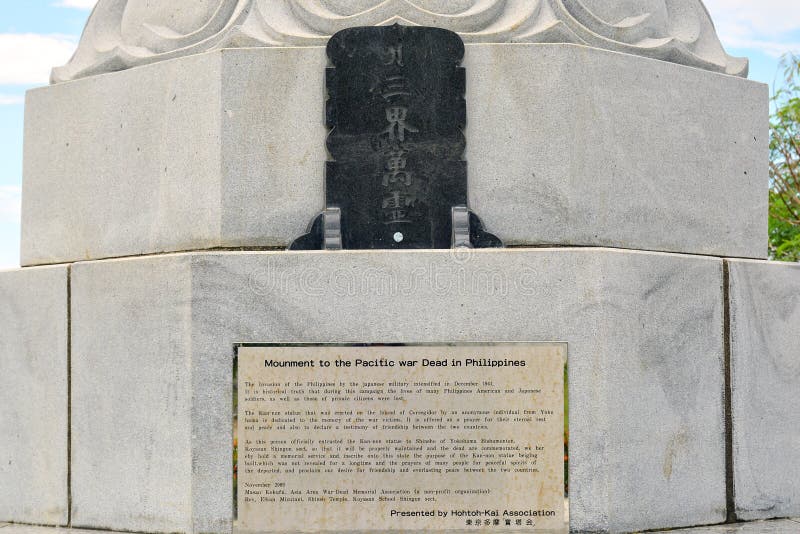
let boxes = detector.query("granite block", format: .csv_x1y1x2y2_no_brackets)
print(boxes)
70,248,726,533
22,45,767,265
0,266,69,525
728,259,800,521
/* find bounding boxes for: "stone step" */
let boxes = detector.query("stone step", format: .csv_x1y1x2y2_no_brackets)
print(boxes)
3,519,800,533
653,518,800,533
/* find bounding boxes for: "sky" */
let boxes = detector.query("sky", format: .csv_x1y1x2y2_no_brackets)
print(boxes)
1,1,800,269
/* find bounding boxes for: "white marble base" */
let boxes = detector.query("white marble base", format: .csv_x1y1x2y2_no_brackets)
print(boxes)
0,266,69,525
728,259,800,521
7,519,800,534
22,44,767,266
655,518,800,533
5,519,800,534
69,248,727,533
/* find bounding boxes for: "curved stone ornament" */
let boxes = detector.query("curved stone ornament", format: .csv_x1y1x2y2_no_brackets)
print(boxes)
52,0,747,83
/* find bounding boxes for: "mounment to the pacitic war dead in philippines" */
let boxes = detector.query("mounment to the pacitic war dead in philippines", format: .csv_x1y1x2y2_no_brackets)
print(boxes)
4,0,800,532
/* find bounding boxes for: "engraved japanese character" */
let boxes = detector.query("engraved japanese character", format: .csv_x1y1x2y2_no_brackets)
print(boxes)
384,209,411,224
382,106,418,143
382,171,413,187
385,151,407,172
375,75,411,100
382,191,417,209
383,44,404,66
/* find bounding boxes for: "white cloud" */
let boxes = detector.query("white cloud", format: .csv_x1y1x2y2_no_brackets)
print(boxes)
0,94,24,105
0,186,21,225
704,0,800,57
53,0,97,9
0,33,78,85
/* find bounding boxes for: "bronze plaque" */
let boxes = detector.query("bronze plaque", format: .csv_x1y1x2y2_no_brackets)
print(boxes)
234,343,566,533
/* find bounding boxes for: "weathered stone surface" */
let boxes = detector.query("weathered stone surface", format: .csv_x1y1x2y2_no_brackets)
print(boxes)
0,526,120,534
465,44,766,258
23,51,227,265
70,257,195,533
23,45,767,266
52,0,748,83
0,266,69,525
653,518,800,533
23,47,324,266
728,259,800,521
3,518,798,534
71,248,726,533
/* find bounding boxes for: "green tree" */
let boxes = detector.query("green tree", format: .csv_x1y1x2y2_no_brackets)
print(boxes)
769,55,800,262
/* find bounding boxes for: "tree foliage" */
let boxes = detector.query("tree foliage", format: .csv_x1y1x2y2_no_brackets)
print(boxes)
769,55,800,262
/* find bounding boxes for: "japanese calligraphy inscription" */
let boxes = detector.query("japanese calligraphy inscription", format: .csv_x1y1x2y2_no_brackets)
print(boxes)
291,25,502,250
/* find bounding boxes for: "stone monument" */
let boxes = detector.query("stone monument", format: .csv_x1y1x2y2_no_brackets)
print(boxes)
290,24,502,250
1,1,799,533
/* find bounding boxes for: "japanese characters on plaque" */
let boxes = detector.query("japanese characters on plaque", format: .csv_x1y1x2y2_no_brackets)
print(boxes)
324,25,471,249
290,24,502,251
376,44,418,227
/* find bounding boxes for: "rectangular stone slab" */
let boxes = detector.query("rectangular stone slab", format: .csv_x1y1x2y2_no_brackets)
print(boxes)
653,519,800,533
728,259,800,521
22,44,767,265
3,519,799,534
70,248,726,533
323,25,471,249
0,265,69,525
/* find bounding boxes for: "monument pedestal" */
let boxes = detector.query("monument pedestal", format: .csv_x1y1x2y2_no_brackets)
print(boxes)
70,248,728,533
5,249,797,532
21,45,767,265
